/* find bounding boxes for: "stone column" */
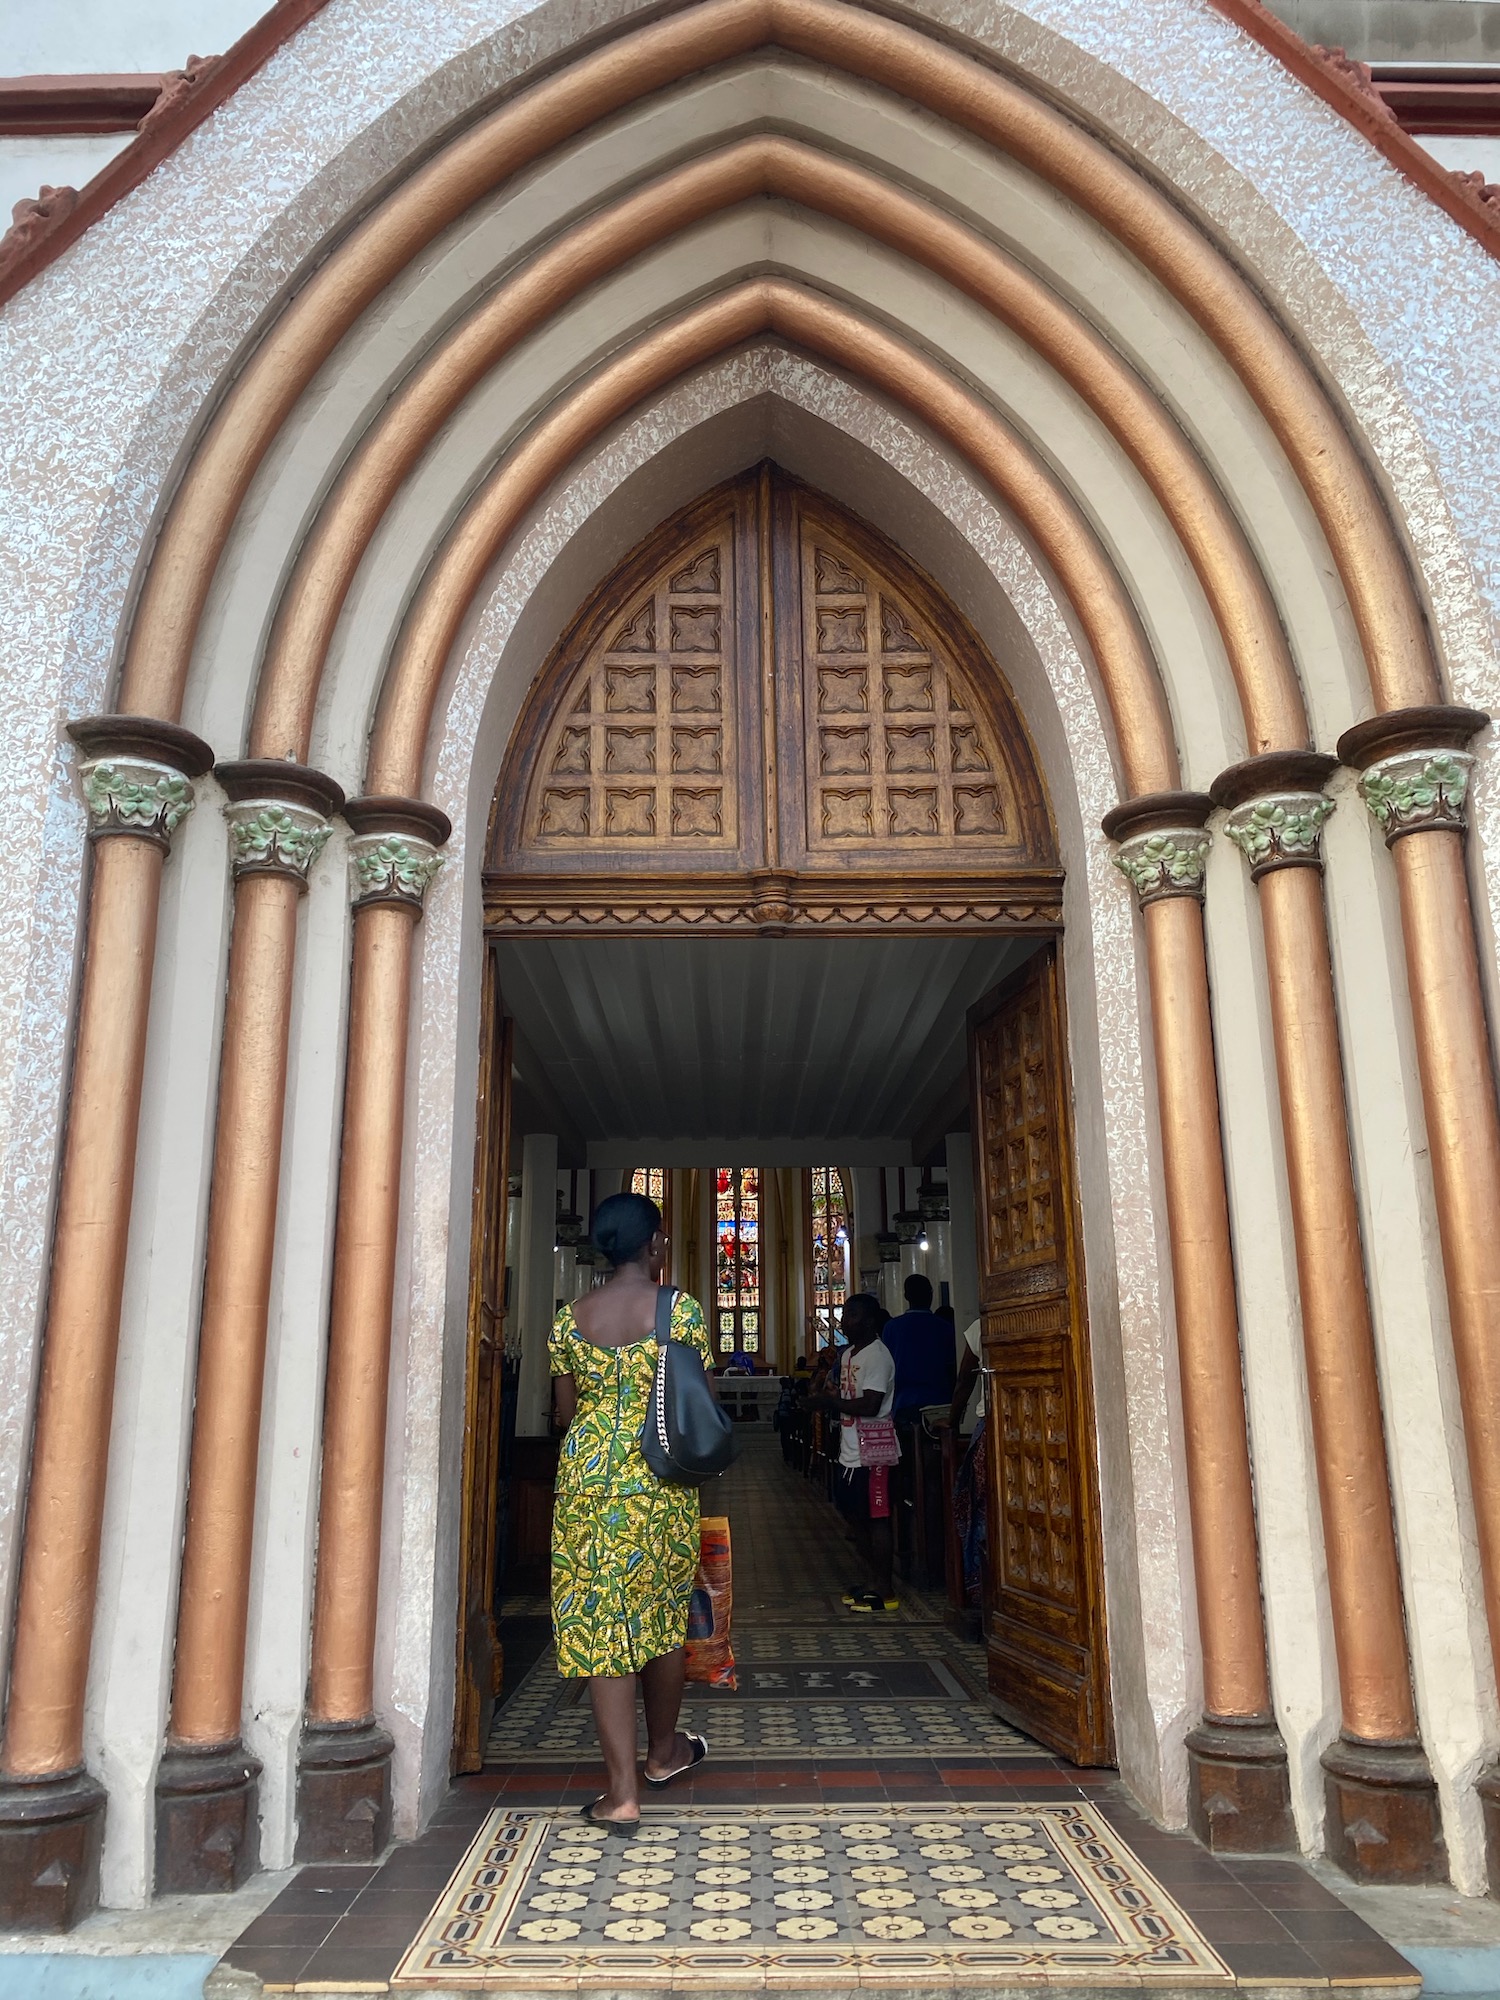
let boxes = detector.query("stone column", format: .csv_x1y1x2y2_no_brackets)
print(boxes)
154,763,342,1895
1213,752,1443,1884
920,1188,952,1304
895,1211,924,1295
554,1210,585,1317
295,798,448,1864
875,1232,902,1315
1338,708,1500,1891
0,717,212,1930
944,1135,980,1335
849,1167,883,1311
1104,792,1294,1852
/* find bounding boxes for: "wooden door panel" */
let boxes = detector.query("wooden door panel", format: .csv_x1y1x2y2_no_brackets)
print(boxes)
969,945,1112,1767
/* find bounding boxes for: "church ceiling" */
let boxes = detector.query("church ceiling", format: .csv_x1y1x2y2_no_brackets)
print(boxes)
496,931,1039,1156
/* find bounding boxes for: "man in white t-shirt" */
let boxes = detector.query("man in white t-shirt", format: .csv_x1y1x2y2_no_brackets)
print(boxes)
814,1292,898,1611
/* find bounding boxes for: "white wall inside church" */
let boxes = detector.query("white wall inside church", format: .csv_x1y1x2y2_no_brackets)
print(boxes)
2,0,1499,1907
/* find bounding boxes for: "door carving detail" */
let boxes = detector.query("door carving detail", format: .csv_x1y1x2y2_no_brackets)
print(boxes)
800,524,1016,856
530,522,738,852
489,468,1057,930
969,945,1112,1766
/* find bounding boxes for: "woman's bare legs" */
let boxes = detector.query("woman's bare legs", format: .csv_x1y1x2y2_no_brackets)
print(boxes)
586,1673,641,1823
641,1646,693,1780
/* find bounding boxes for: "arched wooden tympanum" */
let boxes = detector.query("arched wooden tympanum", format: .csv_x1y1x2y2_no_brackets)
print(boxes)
485,466,1058,931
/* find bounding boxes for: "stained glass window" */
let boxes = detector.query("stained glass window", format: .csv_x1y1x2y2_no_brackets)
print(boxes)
623,1168,670,1258
808,1167,850,1348
715,1167,760,1354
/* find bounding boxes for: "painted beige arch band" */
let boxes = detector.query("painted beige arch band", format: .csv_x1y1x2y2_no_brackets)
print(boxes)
367,279,1175,795
251,137,1305,767
119,0,1432,733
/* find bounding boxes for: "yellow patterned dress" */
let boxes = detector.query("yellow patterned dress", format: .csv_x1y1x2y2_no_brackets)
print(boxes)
548,1292,714,1678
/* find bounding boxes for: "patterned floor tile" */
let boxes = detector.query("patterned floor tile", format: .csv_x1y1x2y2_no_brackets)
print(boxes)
391,1801,1233,1986
226,1439,1419,1995
485,1654,1040,1764
489,1436,1007,1767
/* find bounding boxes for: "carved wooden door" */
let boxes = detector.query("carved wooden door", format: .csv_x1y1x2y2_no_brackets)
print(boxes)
968,946,1112,1766
454,944,513,1770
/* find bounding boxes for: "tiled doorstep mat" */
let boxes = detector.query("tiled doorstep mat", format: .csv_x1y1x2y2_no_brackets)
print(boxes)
391,1802,1233,1986
734,1623,985,1668
486,1664,1041,1764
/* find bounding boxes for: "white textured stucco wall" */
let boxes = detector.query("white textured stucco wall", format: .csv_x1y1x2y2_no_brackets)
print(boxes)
0,0,1498,1907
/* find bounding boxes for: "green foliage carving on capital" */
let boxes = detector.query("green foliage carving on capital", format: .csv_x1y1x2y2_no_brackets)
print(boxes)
1113,829,1211,907
1223,792,1334,876
1359,750,1472,842
80,759,195,846
225,800,333,882
349,832,445,909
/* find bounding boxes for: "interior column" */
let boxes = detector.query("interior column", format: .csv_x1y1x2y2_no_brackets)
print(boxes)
154,763,342,1896
1213,753,1443,1883
296,798,448,1864
1106,793,1294,1853
944,1136,980,1335
0,717,212,1930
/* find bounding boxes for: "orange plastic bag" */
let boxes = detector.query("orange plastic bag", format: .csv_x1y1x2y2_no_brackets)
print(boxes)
685,1515,736,1689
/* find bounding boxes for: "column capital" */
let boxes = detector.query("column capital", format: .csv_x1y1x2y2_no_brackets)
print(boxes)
217,760,345,889
1102,791,1213,908
66,715,214,852
1221,793,1335,878
343,795,452,913
1211,751,1338,879
1338,704,1489,845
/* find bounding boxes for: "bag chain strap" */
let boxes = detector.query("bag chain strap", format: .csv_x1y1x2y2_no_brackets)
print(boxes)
652,1286,677,1455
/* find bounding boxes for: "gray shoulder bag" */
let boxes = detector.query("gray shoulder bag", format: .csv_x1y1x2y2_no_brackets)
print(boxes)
639,1286,737,1485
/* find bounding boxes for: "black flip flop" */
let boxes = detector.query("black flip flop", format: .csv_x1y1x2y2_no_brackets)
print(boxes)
577,1798,638,1835
643,1732,709,1788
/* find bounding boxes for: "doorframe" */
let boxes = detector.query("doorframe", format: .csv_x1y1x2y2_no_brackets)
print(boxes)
452,939,513,1772
455,464,1104,1763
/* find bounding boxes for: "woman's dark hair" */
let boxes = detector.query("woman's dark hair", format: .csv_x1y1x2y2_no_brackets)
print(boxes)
591,1191,662,1267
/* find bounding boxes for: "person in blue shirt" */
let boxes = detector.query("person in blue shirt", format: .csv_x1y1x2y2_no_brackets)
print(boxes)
881,1273,957,1417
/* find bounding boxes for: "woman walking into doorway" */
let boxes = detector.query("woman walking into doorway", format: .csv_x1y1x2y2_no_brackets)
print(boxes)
549,1189,713,1829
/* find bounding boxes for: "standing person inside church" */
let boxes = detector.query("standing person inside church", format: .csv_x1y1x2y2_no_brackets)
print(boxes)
815,1292,900,1612
882,1272,957,1418
549,1190,713,1830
